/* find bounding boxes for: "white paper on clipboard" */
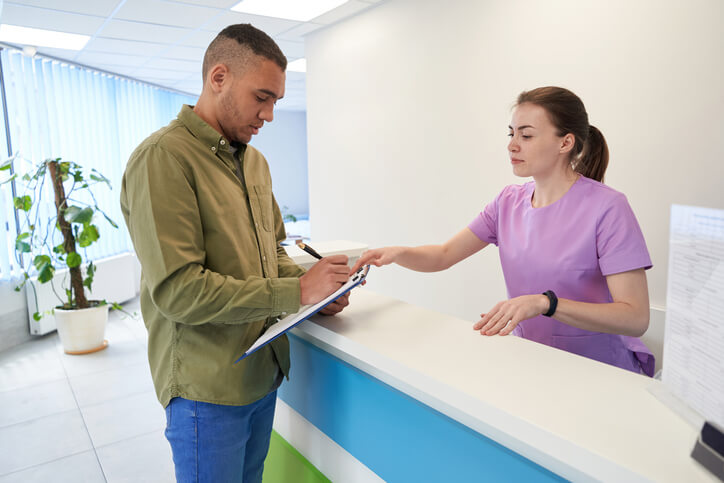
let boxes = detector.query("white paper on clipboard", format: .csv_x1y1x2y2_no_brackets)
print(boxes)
235,265,370,363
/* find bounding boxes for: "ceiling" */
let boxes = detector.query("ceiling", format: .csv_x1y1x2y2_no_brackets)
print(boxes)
0,0,385,110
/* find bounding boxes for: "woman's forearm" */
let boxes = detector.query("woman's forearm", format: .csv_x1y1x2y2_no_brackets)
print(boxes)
552,297,649,337
395,245,452,272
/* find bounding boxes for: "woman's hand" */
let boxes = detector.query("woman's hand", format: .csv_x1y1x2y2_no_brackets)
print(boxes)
350,229,489,275
473,294,549,336
350,247,404,274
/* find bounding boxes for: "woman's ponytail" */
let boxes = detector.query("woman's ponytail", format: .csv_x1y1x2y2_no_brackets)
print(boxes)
574,125,609,183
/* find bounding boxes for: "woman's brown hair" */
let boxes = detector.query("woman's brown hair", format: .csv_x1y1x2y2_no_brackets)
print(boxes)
516,87,609,183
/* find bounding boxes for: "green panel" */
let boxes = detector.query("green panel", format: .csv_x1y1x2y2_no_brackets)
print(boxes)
263,430,331,483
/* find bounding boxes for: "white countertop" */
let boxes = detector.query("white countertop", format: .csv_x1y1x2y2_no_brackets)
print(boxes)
291,288,715,482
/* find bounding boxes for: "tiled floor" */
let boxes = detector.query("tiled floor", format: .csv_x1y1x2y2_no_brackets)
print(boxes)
0,298,175,482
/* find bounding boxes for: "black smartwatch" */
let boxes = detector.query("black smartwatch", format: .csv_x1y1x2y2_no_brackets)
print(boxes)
542,290,558,317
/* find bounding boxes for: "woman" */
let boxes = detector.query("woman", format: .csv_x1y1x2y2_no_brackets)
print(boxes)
351,86,654,376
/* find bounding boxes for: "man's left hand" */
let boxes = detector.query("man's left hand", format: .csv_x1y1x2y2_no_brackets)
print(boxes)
318,292,351,316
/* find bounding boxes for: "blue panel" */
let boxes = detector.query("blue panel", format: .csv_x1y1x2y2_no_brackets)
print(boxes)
279,334,566,483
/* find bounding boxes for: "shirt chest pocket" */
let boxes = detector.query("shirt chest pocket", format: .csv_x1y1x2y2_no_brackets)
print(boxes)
249,185,274,232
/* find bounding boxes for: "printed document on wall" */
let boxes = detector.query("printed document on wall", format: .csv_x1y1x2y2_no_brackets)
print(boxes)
662,204,724,428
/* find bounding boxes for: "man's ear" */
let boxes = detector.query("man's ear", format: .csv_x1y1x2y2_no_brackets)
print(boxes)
207,63,231,93
560,133,575,154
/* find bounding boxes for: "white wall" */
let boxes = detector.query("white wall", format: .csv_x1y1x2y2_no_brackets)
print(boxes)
305,0,724,327
251,109,309,217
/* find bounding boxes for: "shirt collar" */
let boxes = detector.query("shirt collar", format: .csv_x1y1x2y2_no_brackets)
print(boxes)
178,104,244,156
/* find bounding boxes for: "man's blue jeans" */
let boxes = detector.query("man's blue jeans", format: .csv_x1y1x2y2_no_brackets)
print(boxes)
164,391,278,483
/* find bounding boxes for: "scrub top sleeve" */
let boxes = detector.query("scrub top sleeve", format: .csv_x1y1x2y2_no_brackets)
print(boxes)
596,193,653,276
468,188,503,246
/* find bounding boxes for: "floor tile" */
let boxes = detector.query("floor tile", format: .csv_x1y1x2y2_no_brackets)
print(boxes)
0,450,105,483
58,338,147,379
0,379,77,428
103,318,138,345
69,361,154,408
119,315,149,343
81,390,166,448
97,430,175,483
0,336,66,392
0,409,92,475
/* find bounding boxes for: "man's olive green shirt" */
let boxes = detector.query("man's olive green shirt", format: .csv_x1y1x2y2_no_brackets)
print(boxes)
120,105,305,407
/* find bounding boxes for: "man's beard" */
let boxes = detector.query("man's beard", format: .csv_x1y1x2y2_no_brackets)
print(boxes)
218,91,246,143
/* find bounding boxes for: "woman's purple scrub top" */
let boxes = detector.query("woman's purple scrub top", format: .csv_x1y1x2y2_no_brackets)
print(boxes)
468,176,655,376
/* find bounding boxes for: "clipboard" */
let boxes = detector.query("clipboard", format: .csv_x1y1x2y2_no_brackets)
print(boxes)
234,265,370,363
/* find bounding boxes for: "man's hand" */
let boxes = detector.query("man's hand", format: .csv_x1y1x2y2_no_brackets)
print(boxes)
318,291,350,316
299,254,350,305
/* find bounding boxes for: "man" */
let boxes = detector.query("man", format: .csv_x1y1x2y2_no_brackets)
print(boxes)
120,24,351,482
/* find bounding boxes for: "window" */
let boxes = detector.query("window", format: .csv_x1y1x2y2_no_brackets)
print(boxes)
0,48,197,280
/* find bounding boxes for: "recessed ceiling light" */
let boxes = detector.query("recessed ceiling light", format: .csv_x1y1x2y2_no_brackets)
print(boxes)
231,0,348,22
0,24,89,50
287,58,306,73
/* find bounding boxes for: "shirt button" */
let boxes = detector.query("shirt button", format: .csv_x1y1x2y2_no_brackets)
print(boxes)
211,146,216,151
263,256,266,261
220,140,226,145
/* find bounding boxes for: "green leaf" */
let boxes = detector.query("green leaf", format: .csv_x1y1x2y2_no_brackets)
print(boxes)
83,261,95,289
77,225,99,247
17,232,30,241
13,195,31,211
15,238,30,253
66,251,82,268
0,158,13,171
0,173,18,186
99,209,119,228
52,243,66,254
63,206,81,221
64,206,93,224
90,171,112,188
33,255,51,270
37,264,55,283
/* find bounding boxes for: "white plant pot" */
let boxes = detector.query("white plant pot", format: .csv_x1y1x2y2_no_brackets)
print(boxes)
54,303,110,355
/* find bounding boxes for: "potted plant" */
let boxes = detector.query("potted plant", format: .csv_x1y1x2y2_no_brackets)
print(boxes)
1,155,121,354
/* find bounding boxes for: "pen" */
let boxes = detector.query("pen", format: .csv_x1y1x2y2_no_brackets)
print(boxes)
298,242,323,260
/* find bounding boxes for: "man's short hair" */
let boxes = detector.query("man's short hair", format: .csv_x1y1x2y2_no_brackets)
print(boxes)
202,24,287,81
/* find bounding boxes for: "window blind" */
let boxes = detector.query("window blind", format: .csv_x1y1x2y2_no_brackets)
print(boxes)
0,48,197,280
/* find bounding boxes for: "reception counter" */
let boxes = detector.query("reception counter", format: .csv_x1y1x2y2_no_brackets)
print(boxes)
273,287,715,482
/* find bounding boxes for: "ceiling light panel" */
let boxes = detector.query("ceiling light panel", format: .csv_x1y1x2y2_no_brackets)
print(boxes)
0,24,90,50
231,0,348,22
287,58,306,73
